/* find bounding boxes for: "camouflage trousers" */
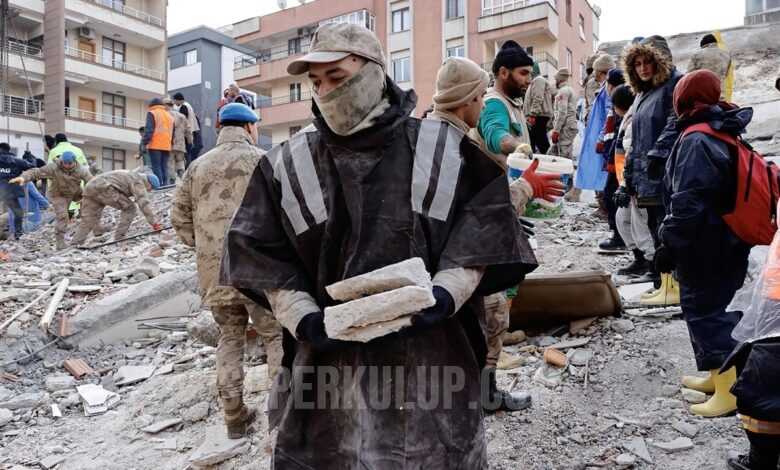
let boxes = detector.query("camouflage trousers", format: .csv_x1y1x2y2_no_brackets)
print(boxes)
167,151,187,184
71,194,129,245
484,292,510,369
556,124,579,162
212,304,284,402
50,196,74,238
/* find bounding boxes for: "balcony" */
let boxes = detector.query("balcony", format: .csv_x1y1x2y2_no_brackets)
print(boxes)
67,0,165,46
6,40,46,78
64,107,144,146
481,51,559,74
478,0,559,39
1,94,44,135
64,45,165,98
234,42,312,87
257,92,313,128
82,0,163,27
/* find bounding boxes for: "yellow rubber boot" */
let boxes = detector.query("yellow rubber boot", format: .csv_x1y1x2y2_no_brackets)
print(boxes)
640,286,660,300
690,368,737,418
640,274,681,306
681,374,715,393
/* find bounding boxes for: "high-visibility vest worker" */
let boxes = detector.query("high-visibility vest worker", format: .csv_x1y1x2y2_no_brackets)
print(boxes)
143,99,174,152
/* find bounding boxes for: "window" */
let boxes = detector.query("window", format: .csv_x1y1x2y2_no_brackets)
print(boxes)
101,38,125,69
566,48,573,70
578,14,586,40
320,9,376,31
392,8,411,33
446,0,464,19
289,126,302,137
565,0,572,25
289,83,302,103
747,0,763,14
185,49,198,66
101,92,125,126
769,0,780,9
101,148,126,171
446,45,465,57
288,37,302,56
392,55,411,83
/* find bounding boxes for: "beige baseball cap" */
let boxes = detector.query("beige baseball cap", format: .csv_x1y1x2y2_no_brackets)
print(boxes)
287,23,385,75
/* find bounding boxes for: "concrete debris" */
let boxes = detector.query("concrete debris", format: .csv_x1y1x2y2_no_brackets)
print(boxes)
76,384,120,416
67,285,102,294
549,337,591,350
154,437,177,451
502,329,527,346
611,319,635,334
497,351,525,370
0,408,12,427
38,455,67,469
324,286,434,341
568,348,593,367
44,375,76,393
623,437,653,464
651,437,694,454
0,392,47,410
114,365,156,386
325,257,432,301
680,388,708,404
186,310,220,347
188,426,250,467
51,404,62,419
533,363,564,388
141,418,183,434
615,453,636,468
63,358,94,379
672,420,700,438
245,364,272,393
182,402,210,423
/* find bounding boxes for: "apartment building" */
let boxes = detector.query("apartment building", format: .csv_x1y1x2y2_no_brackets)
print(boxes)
2,0,166,170
745,0,780,25
227,0,599,146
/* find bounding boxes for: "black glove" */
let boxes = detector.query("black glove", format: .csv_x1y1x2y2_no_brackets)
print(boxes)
296,311,349,353
519,217,535,238
647,158,665,181
654,245,675,274
411,286,455,328
613,186,631,208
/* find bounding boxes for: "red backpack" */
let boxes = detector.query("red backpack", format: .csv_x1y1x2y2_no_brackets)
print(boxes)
682,123,779,246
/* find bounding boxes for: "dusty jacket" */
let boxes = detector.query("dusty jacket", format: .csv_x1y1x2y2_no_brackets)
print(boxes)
553,84,578,133
689,43,731,88
623,36,683,204
21,160,92,199
523,76,554,118
171,126,264,307
170,110,192,153
83,170,156,225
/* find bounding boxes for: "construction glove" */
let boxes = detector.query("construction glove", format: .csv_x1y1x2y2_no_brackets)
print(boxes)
411,286,455,328
527,116,537,127
151,223,163,232
519,217,535,238
647,157,665,180
613,186,631,208
551,131,560,144
8,177,25,186
296,311,351,352
654,245,675,274
522,159,566,202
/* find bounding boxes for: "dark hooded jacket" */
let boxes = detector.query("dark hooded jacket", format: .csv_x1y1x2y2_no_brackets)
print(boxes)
660,104,752,286
221,78,537,469
623,35,684,205
722,335,780,422
0,150,34,200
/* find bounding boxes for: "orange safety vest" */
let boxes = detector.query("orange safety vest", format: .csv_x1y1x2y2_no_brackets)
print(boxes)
148,105,173,151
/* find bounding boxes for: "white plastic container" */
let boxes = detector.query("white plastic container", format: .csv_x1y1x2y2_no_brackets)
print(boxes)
507,154,574,219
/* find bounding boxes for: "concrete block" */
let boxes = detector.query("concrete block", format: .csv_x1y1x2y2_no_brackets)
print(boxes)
331,315,413,343
67,270,201,348
326,258,432,301
651,437,694,453
189,426,249,467
45,375,76,393
324,286,435,341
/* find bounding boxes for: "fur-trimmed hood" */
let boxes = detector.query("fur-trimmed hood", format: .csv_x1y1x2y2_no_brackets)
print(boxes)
622,35,674,94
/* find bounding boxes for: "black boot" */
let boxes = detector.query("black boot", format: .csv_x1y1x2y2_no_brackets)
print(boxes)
598,233,627,252
483,368,531,414
617,249,651,276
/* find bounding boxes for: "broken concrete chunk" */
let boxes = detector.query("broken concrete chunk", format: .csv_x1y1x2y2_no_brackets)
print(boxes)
324,286,435,341
549,337,591,350
680,387,707,404
245,364,271,394
142,418,183,434
611,319,635,334
189,426,250,467
187,311,220,347
0,392,47,410
0,408,12,427
114,365,156,386
38,455,67,470
623,437,653,463
326,258,432,301
672,420,699,438
615,453,636,468
76,384,120,416
45,375,76,393
651,437,694,453
331,316,413,343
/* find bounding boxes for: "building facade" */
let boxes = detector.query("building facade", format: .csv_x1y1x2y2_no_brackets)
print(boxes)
2,0,167,170
167,26,262,153
227,0,599,147
745,0,780,25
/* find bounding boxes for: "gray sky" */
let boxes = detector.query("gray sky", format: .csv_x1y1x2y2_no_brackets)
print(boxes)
167,0,747,43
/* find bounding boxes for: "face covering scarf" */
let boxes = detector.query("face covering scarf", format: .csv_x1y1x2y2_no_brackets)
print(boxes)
313,61,388,136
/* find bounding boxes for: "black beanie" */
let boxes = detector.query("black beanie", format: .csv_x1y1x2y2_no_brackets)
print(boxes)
607,68,625,87
611,84,635,112
492,40,533,75
700,34,717,47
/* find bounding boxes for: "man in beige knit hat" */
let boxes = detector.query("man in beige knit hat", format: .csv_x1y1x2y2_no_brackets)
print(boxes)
430,57,490,134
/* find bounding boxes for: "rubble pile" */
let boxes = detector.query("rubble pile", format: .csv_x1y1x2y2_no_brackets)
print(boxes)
0,196,749,468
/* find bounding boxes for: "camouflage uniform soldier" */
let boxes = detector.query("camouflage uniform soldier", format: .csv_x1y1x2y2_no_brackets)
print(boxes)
11,151,93,250
171,103,283,439
165,97,192,184
71,170,161,245
551,68,579,160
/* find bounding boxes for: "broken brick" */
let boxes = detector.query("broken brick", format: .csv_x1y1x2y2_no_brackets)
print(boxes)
63,358,94,379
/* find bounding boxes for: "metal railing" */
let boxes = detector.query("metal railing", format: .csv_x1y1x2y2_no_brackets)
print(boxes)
481,0,556,16
256,91,313,109
233,39,312,70
87,0,164,28
64,107,143,129
64,45,164,81
1,95,44,118
482,51,559,72
7,39,43,58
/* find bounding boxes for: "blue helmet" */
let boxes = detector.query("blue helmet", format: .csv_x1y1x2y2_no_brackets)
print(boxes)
61,151,76,164
146,173,161,189
219,102,258,124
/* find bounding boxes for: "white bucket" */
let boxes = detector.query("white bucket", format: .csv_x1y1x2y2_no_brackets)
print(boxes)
507,154,575,219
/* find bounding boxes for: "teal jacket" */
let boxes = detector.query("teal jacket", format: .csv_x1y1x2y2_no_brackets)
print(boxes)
478,98,527,155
